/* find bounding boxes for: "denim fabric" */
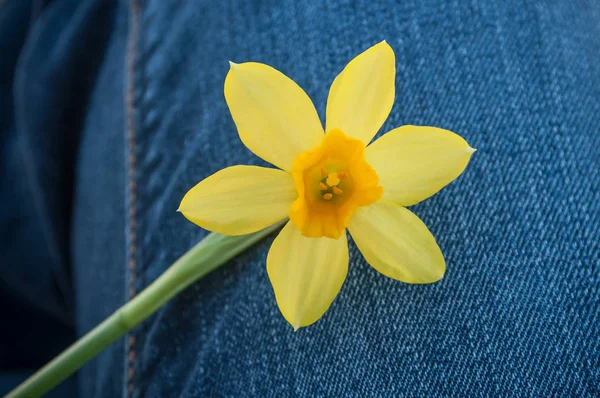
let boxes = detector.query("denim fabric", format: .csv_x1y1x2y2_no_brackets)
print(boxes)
0,0,118,395
1,0,599,397
0,0,77,394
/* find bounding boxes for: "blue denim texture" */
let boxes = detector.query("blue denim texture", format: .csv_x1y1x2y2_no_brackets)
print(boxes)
1,0,599,396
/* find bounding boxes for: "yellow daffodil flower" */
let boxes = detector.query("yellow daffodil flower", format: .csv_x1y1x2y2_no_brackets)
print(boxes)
179,41,475,330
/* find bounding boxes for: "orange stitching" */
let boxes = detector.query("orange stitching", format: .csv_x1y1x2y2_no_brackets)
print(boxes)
126,0,141,396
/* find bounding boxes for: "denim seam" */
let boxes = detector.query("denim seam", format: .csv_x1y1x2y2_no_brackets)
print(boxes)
125,0,141,397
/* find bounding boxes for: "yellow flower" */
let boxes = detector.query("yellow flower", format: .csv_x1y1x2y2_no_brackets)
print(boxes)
179,41,475,330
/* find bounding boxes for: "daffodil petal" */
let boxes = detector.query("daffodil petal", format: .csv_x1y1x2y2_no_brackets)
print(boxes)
224,62,324,171
179,166,296,235
366,125,475,206
267,221,348,330
326,41,395,145
348,201,445,284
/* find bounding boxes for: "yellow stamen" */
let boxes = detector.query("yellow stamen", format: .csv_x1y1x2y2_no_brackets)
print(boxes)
319,182,328,190
321,168,328,178
332,186,342,195
338,172,347,180
323,193,333,200
326,172,340,187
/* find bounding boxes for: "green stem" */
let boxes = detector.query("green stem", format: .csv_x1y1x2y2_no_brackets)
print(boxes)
7,221,283,398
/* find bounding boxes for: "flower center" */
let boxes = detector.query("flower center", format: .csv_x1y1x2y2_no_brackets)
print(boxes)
289,129,383,239
319,170,346,201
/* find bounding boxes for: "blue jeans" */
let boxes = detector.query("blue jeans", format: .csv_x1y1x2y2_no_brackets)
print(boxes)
1,0,598,396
